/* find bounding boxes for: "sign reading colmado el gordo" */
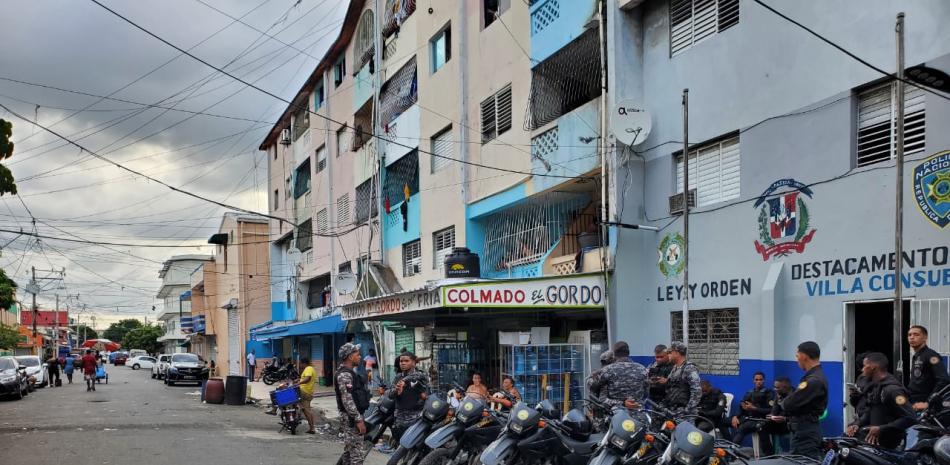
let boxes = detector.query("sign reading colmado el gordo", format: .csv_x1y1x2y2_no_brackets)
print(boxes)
442,274,606,308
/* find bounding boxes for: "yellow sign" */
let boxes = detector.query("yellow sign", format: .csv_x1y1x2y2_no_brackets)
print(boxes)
517,410,529,421
622,419,636,432
687,431,703,446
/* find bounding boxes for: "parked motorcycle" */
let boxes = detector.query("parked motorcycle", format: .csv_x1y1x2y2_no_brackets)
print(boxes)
263,363,298,385
418,389,510,465
259,362,279,385
363,384,397,447
588,405,652,465
387,394,453,465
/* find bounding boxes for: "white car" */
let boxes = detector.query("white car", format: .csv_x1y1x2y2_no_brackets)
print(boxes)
14,356,44,389
151,354,171,380
128,356,157,370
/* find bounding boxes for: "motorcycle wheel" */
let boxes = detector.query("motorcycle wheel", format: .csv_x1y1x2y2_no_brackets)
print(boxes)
387,446,409,465
418,448,453,465
263,374,277,386
290,423,299,435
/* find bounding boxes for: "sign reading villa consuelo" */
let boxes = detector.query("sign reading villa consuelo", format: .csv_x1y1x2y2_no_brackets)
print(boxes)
442,274,605,309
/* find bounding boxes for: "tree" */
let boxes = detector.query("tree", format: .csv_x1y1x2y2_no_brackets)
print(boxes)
0,119,16,196
0,268,17,311
122,325,163,355
102,319,142,344
0,323,19,351
74,324,98,343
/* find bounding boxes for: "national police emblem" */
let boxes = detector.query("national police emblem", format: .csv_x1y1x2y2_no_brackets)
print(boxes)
913,150,950,229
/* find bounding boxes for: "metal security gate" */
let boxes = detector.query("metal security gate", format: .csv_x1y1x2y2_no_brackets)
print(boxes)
228,308,240,375
912,299,950,354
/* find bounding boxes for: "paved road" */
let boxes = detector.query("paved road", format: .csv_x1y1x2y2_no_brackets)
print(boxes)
0,364,386,465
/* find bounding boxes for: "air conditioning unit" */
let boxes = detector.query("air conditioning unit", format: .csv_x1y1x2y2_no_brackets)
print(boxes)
280,128,292,145
668,189,697,215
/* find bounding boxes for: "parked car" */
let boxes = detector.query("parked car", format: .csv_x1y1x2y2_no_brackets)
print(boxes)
0,356,30,400
164,353,209,386
129,356,157,370
14,355,44,390
113,353,128,366
152,354,171,380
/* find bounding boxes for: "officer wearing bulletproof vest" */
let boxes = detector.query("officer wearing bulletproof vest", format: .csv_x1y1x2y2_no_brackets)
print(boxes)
731,371,776,451
387,351,430,439
662,341,702,415
907,325,950,412
335,343,371,465
846,352,916,449
588,350,615,398
647,344,673,403
780,341,828,460
764,376,794,437
589,341,648,410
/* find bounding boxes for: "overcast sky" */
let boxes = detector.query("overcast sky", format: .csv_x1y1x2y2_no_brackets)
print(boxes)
0,0,344,329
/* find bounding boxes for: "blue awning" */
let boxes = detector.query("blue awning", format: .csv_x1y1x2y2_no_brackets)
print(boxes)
180,290,192,301
251,315,345,341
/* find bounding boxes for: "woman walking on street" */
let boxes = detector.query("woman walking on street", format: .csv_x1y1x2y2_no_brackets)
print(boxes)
82,349,97,392
63,355,75,384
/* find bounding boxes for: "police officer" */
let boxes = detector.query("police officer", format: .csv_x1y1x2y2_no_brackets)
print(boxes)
848,352,873,421
763,376,794,449
780,341,828,460
907,325,950,412
662,341,702,415
846,352,916,449
697,379,727,433
589,341,648,410
387,351,430,440
731,372,776,451
335,343,370,465
588,350,615,398
647,344,673,403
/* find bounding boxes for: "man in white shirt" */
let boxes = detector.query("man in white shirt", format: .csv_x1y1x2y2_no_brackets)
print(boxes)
246,350,256,381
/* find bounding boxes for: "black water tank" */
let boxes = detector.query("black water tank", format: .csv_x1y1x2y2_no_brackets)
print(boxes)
443,247,480,278
225,375,247,405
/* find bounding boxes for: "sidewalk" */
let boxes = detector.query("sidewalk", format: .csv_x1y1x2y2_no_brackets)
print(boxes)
246,380,340,421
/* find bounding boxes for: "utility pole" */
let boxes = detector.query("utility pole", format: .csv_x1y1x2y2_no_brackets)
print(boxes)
893,12,906,382
30,267,37,353
681,89,690,346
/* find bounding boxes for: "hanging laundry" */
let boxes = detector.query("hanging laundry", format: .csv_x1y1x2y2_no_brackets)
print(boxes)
400,200,408,231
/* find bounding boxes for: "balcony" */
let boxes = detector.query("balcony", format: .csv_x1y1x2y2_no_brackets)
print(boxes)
294,191,311,226
530,0,598,64
530,97,602,193
354,138,376,186
354,62,375,112
292,129,311,166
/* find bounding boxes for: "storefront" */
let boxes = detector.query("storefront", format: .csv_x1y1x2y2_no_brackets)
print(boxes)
342,273,609,407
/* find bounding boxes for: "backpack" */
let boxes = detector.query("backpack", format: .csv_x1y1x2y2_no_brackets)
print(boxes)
336,367,370,414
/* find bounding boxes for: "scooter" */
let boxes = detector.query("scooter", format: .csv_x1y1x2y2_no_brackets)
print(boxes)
480,400,552,465
588,406,652,465
420,389,510,465
363,384,397,448
271,384,302,435
387,394,453,465
483,397,604,465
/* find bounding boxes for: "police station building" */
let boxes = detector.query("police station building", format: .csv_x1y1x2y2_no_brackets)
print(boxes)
606,0,950,434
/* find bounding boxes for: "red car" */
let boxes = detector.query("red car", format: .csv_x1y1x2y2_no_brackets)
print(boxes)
113,354,128,366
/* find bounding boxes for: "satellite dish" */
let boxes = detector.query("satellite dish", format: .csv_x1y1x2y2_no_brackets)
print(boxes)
611,99,652,146
287,247,302,265
335,272,358,295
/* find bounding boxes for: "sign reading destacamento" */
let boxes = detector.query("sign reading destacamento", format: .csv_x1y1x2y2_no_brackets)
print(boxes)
442,274,605,309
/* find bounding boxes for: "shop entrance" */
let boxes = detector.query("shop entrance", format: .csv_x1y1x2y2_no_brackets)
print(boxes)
845,299,911,422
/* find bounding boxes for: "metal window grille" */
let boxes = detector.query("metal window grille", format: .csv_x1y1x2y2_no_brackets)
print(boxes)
431,126,453,172
670,308,739,375
355,10,376,68
432,226,456,270
532,127,558,165
403,240,422,277
315,146,327,174
527,27,600,130
912,299,950,355
296,219,313,252
384,150,419,205
482,192,589,273
293,159,311,198
481,84,512,143
530,0,560,36
380,58,418,127
676,135,740,207
316,208,329,234
355,179,378,224
856,81,926,167
292,104,309,141
337,193,351,226
670,0,739,57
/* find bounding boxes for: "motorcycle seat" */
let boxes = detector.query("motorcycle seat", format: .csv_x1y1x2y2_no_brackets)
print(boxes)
560,432,605,455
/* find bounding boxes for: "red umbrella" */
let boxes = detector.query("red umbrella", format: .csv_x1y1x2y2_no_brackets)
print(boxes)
81,339,121,352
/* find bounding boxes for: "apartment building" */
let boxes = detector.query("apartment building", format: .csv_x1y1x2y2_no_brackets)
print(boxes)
156,255,212,354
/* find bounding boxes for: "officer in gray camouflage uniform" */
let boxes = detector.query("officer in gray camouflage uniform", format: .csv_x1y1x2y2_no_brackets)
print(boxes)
335,343,369,465
588,350,615,398
662,341,702,415
589,341,649,410
388,351,430,439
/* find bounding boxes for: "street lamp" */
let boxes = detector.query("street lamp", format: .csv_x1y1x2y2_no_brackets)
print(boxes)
906,64,950,93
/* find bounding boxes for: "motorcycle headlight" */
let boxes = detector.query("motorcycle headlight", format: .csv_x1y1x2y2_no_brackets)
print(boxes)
611,436,627,449
510,423,523,433
674,450,694,465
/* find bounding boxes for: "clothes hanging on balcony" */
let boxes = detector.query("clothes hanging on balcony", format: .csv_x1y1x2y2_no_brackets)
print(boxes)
400,200,408,232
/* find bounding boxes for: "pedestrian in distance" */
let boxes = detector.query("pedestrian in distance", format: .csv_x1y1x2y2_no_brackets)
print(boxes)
845,352,916,449
364,348,378,389
45,353,61,387
780,341,828,460
907,325,950,412
247,350,256,381
63,355,75,384
589,341,649,410
82,349,97,392
662,341,702,415
647,344,673,403
295,357,318,434
731,372,776,452
335,343,370,465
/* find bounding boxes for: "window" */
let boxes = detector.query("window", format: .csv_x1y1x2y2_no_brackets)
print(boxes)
314,83,325,111
403,240,422,277
481,84,512,143
431,126,453,172
285,177,292,198
334,54,346,87
273,189,279,210
384,150,419,206
675,135,740,207
379,58,418,127
336,126,348,157
433,226,456,271
315,146,327,174
316,208,329,234
339,261,352,275
527,28,601,130
296,219,313,252
337,193,351,225
430,25,451,73
670,308,739,375
292,102,309,141
293,159,311,198
483,0,509,28
670,0,739,56
355,10,376,69
355,179,378,223
856,81,926,167
306,274,330,309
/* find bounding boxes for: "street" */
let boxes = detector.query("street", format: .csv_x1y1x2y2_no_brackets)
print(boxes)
0,366,385,465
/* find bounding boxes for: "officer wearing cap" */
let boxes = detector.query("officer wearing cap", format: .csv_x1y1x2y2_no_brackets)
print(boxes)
662,341,702,415
907,325,950,411
335,343,370,465
588,350,615,398
589,341,649,410
780,341,828,459
845,352,916,449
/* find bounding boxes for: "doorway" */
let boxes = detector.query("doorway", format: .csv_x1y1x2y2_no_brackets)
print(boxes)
845,300,911,384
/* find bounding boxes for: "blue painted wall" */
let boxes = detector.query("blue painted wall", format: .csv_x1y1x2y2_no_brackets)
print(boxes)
465,183,529,259
383,193,422,250
247,340,274,360
530,0,598,65
532,98,602,193
271,301,295,322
